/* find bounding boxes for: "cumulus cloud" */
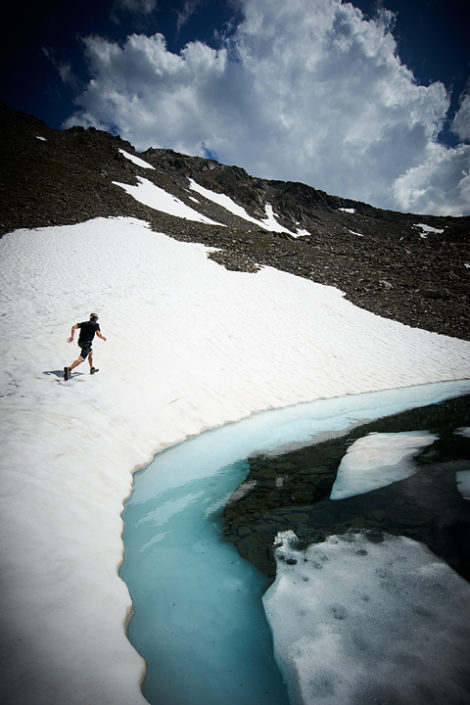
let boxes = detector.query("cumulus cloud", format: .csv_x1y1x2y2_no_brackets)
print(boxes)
452,91,470,143
65,0,470,215
393,143,470,216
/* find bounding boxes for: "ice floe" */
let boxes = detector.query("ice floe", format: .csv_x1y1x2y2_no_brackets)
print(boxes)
264,531,470,705
330,430,438,500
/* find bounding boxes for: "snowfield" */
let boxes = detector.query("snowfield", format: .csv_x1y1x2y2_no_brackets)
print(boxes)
1,215,470,705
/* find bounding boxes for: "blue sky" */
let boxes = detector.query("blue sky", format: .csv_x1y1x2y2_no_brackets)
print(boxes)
1,0,469,215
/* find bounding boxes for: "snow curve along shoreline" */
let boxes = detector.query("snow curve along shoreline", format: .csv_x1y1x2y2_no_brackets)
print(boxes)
1,216,470,705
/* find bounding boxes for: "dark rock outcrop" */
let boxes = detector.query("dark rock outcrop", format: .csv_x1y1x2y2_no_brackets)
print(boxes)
223,394,470,581
1,101,469,340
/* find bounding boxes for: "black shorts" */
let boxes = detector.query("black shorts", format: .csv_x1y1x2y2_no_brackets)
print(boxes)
78,342,93,360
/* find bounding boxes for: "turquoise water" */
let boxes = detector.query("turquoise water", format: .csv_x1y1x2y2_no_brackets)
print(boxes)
120,453,289,705
120,380,470,705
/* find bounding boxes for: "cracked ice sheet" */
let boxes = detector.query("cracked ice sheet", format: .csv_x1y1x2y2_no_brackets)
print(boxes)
330,430,438,500
263,531,470,705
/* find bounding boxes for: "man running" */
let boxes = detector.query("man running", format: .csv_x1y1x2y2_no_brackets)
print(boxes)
64,313,107,381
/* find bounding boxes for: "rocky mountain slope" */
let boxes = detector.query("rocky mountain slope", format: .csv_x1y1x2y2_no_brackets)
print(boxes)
1,101,469,340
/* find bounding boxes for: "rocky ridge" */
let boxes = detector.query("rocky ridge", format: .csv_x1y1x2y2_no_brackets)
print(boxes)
1,101,469,340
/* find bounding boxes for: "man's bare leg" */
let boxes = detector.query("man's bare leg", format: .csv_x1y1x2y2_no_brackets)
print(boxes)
64,357,83,380
88,352,99,374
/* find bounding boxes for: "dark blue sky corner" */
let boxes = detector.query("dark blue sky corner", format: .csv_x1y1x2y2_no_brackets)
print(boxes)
353,0,470,147
1,0,469,215
2,0,462,131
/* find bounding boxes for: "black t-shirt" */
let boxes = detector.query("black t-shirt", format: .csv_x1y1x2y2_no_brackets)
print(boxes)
77,320,100,344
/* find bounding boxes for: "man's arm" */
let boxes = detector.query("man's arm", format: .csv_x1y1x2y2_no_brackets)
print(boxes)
96,331,107,342
68,324,79,343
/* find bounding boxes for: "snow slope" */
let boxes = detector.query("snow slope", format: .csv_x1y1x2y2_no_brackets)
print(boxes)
1,214,469,705
119,148,156,170
188,178,302,235
113,176,223,224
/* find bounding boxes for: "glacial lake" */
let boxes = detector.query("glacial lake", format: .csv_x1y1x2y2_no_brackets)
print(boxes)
120,380,470,705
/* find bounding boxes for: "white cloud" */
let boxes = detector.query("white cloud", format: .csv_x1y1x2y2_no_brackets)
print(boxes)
452,91,470,143
392,142,470,216
65,0,470,215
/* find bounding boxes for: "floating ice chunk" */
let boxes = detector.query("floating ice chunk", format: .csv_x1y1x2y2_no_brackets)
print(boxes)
113,177,223,225
263,531,470,705
330,430,438,500
455,427,470,438
456,470,470,500
119,148,155,170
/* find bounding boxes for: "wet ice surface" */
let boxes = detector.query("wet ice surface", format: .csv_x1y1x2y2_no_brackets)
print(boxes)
330,430,439,499
121,380,470,705
264,531,470,705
